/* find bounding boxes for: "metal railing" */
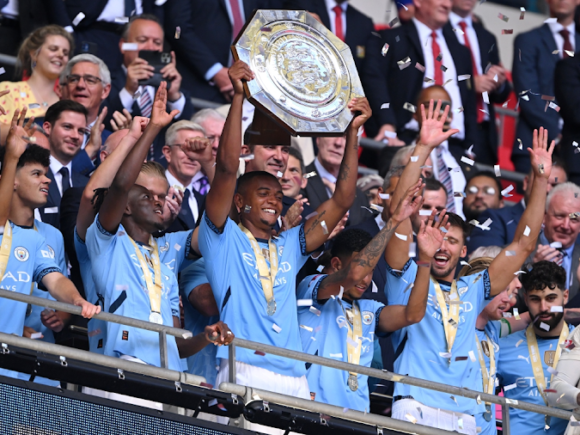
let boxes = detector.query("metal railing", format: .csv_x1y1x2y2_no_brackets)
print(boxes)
0,289,576,435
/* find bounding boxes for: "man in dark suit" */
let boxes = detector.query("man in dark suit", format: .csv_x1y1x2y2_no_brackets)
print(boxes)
40,100,90,229
511,0,580,174
302,136,370,226
104,14,194,162
362,0,477,153
46,0,162,70
467,160,568,253
447,0,511,165
164,0,275,105
555,55,580,185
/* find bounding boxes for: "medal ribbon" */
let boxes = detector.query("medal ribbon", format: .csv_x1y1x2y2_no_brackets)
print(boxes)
0,222,13,285
433,279,460,354
238,223,278,313
475,332,496,413
342,300,363,381
526,322,569,405
128,236,163,314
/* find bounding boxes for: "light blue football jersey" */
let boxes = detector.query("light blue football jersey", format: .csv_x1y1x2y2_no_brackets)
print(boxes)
198,214,309,377
85,215,181,370
386,259,491,415
297,274,384,412
474,321,501,435
497,324,575,435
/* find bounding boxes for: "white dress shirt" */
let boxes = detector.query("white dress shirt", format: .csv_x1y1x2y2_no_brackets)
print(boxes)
548,20,576,57
448,12,489,121
165,170,199,223
375,213,386,230
49,156,73,197
325,0,348,36
314,157,337,198
97,0,143,22
404,18,465,140
1,0,18,18
430,140,466,218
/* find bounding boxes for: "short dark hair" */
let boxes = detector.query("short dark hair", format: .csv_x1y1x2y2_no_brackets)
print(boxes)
237,170,279,195
330,228,373,263
44,100,88,126
288,147,305,174
425,177,447,198
466,170,502,199
521,260,567,292
0,144,50,169
445,212,470,244
122,14,162,40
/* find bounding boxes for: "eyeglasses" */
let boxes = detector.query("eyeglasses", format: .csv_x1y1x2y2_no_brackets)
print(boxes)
467,185,496,196
66,74,103,86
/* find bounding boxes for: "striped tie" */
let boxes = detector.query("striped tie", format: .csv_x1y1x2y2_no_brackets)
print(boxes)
437,147,456,212
139,88,153,118
555,249,565,266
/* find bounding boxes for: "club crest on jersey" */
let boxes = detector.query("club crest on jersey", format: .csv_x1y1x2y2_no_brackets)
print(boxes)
14,247,29,261
544,350,556,366
362,311,374,325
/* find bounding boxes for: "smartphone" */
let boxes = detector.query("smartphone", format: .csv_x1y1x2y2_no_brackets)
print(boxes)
138,50,172,90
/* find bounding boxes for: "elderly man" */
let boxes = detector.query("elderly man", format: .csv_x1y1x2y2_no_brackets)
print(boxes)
531,182,580,304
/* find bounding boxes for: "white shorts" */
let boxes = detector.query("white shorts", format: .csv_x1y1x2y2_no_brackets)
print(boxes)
392,398,477,435
215,359,310,435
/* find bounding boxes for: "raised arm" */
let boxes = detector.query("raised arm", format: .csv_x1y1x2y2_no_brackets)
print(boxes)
76,118,146,240
316,181,424,300
0,109,30,226
98,82,178,233
204,61,254,229
385,99,458,270
303,98,371,251
488,127,554,296
379,210,449,332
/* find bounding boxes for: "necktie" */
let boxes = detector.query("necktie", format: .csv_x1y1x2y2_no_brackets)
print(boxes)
436,147,456,212
179,189,197,229
196,176,210,196
333,5,345,41
229,0,244,42
431,31,443,86
139,88,153,118
459,21,484,123
59,167,71,195
555,249,565,266
124,0,136,17
560,29,573,58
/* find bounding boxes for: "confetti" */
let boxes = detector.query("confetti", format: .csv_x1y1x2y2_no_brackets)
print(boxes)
304,171,317,179
461,156,474,166
397,57,412,70
453,27,464,35
316,265,324,272
458,74,471,81
346,336,359,348
439,352,452,358
410,155,419,162
424,77,435,84
297,299,313,306
379,193,390,200
469,351,476,362
381,43,389,56
380,103,390,109
460,261,471,267
565,50,575,57
502,312,512,318
540,322,550,331
300,324,313,332
419,210,432,216
395,232,408,241
309,306,321,316
549,102,560,112
520,7,525,19
455,356,468,361
200,382,214,389
320,221,329,235
415,62,426,72
450,396,458,405
372,281,378,293
276,171,283,178
516,339,523,347
174,26,181,39
28,103,41,109
482,91,490,104
338,286,344,300
403,102,416,113
122,43,139,51
501,29,513,34
514,308,521,320
454,191,466,198
244,205,251,213
551,306,563,312
254,350,266,356
409,242,417,258
115,17,129,24
498,13,509,22
523,226,530,236
30,332,43,340
389,17,400,27
494,165,501,177
504,383,517,391
371,204,384,213
208,399,218,407
72,12,86,26
505,399,518,405
0,67,5,75
405,414,417,424
329,353,343,358
272,323,282,333
505,251,516,256
173,243,181,252
501,185,514,197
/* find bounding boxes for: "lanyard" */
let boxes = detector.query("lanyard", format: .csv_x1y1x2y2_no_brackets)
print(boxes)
475,332,496,397
0,222,13,285
238,223,279,316
526,322,569,406
432,278,460,355
128,236,163,317
339,299,363,391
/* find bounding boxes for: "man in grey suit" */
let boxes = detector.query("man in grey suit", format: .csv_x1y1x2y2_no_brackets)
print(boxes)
531,182,580,304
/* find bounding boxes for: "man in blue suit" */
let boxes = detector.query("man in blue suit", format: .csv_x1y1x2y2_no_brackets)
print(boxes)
511,0,580,174
467,160,568,253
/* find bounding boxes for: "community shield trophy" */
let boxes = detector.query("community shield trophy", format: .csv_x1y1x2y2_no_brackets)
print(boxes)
232,9,365,137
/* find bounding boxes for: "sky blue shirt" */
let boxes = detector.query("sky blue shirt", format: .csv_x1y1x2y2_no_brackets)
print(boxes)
0,222,61,379
297,274,385,412
198,213,309,377
475,320,501,435
497,324,575,435
85,215,182,370
179,258,219,386
386,259,491,415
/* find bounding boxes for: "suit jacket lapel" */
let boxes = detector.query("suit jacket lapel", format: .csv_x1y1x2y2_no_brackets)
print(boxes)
540,24,558,57
318,0,332,29
46,168,61,206
406,21,425,65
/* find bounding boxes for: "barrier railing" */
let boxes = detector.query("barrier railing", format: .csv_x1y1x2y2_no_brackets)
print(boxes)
0,289,576,435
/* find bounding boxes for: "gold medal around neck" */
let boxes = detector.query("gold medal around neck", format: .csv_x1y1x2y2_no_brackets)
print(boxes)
348,373,359,392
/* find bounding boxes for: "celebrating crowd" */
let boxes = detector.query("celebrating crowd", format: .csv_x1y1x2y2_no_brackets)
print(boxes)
1,0,580,434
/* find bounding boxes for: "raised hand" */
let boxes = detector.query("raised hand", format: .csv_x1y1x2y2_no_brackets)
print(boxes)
417,209,450,259
348,97,372,130
418,99,460,149
182,136,213,164
128,115,149,139
85,107,108,159
162,186,183,228
6,108,32,160
228,60,254,96
529,127,555,180
111,108,132,131
391,179,424,223
150,81,180,128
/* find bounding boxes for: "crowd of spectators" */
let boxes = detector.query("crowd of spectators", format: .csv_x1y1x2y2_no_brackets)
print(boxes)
1,1,580,434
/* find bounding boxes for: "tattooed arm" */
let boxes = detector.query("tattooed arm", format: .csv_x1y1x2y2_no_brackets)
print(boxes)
303,98,371,252
316,182,424,301
378,209,450,332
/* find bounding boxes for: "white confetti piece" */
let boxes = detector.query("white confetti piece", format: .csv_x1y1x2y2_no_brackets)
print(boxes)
347,337,359,348
316,265,324,272
174,26,181,39
551,306,563,312
547,366,558,375
122,42,139,51
540,322,550,331
501,185,514,197
173,243,181,251
458,74,471,81
30,332,43,340
520,7,525,19
115,16,129,24
398,57,412,69
516,339,523,347
549,102,560,112
514,308,521,320
380,102,390,109
321,220,328,235
372,281,378,293
419,210,432,216
439,352,452,358
297,299,313,306
371,204,384,213
329,353,343,358
0,67,4,75
505,250,516,256
482,91,490,104
405,414,417,424
381,43,389,56
461,156,474,166
395,232,408,241
410,155,419,162
454,191,466,198
309,306,321,316
72,12,86,26
494,165,501,177
453,27,464,35
379,193,390,199
338,286,344,300
300,324,313,332
409,242,417,258
469,350,476,362
272,323,282,333
276,171,283,178
455,106,464,114
505,398,518,405
523,226,530,236
504,383,517,391
208,398,218,407
403,102,416,113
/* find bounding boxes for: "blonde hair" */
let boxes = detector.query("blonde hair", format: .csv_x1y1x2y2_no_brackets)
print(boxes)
140,161,167,179
16,25,74,79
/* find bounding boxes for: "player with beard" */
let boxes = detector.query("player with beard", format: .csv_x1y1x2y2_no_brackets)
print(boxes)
384,100,555,434
497,260,574,435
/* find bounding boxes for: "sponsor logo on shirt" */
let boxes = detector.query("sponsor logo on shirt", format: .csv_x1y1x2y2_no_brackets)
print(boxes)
41,245,55,259
14,247,29,262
